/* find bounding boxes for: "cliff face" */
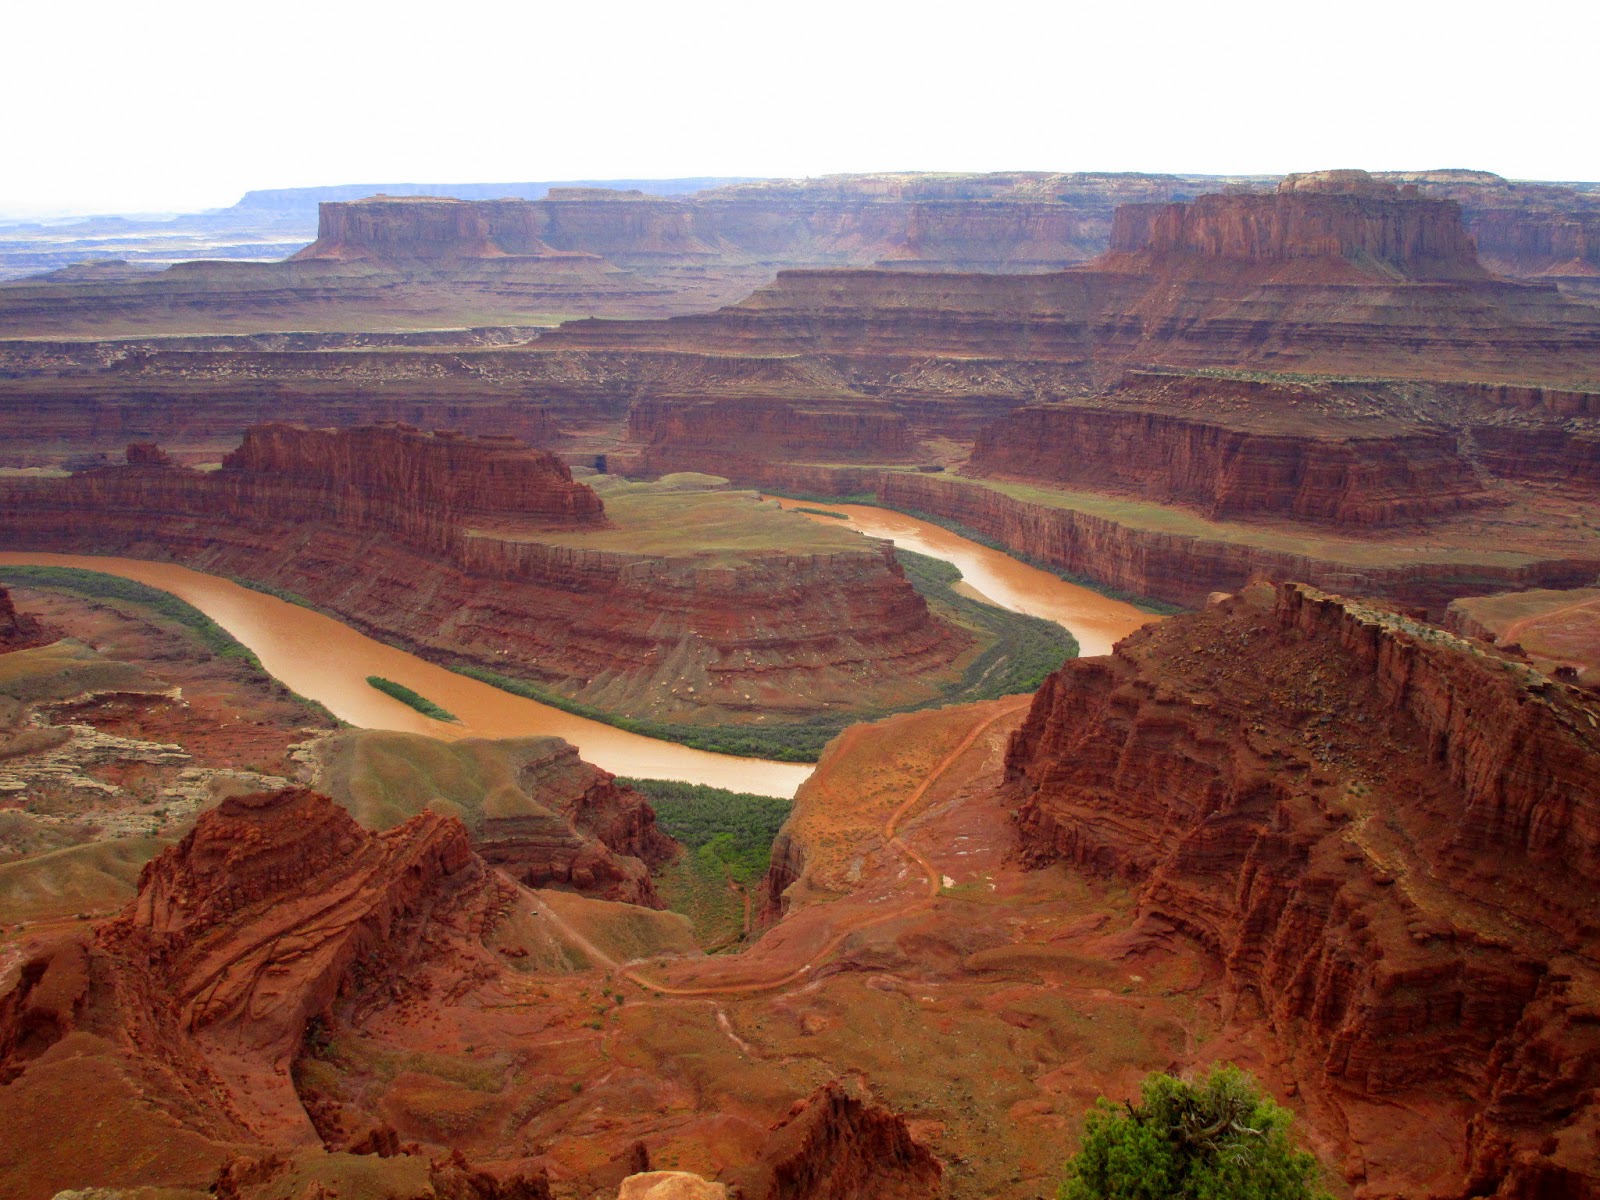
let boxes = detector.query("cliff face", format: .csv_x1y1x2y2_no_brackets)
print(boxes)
1006,584,1600,1197
293,196,566,262
1107,173,1486,281
0,584,55,652
316,732,678,908
0,787,507,1147
971,387,1492,526
878,473,1600,613
626,394,916,477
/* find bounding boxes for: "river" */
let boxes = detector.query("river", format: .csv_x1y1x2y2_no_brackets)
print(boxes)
0,507,1154,797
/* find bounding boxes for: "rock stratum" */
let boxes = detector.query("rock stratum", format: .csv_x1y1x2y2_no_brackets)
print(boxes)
0,424,965,723
1006,582,1600,1197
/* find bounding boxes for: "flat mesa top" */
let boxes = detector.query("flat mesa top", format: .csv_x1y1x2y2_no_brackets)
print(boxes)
478,479,871,563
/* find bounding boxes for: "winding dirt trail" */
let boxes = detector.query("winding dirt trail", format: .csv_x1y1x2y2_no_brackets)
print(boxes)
612,697,1032,998
1499,593,1600,647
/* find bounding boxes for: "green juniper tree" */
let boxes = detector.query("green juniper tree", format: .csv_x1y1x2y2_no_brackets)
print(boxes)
1061,1066,1331,1200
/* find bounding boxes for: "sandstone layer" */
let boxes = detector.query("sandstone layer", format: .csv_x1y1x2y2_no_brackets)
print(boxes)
874,471,1600,614
1006,583,1600,1197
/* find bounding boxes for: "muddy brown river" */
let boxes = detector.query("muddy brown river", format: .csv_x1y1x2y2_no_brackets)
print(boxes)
1,508,1154,797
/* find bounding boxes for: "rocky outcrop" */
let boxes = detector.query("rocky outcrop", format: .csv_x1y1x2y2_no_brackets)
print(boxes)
1006,583,1600,1197
0,583,56,652
0,787,510,1147
1106,171,1486,281
877,472,1600,613
971,378,1494,526
293,196,568,263
735,1081,944,1200
316,732,678,907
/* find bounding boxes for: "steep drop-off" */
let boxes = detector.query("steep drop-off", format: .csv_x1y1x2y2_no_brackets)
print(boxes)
970,375,1495,526
1006,583,1600,1197
315,731,678,907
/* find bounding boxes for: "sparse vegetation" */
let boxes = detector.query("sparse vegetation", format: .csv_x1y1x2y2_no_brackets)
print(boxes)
620,778,791,880
364,676,458,722
1060,1066,1330,1200
791,505,850,520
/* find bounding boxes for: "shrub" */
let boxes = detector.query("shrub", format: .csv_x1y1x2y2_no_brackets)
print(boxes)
1060,1066,1330,1200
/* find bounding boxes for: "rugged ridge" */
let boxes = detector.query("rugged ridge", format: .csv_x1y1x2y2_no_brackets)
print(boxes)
1005,583,1600,1197
0,787,509,1149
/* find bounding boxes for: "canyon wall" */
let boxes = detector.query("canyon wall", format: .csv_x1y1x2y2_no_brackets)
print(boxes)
971,400,1492,526
0,428,963,721
1107,172,1486,280
1005,584,1600,1198
876,472,1600,613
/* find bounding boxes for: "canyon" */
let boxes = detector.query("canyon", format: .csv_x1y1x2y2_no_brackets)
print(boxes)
0,424,972,730
4,161,1600,1200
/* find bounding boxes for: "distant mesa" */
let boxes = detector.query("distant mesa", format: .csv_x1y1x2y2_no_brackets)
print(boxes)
1103,167,1488,281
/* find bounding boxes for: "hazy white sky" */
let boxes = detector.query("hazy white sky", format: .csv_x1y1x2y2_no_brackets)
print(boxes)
6,0,1594,217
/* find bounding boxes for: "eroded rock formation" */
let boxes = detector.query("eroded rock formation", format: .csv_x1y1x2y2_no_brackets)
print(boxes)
1006,583,1600,1196
316,732,678,907
0,787,511,1151
0,425,963,722
970,374,1495,526
0,583,55,652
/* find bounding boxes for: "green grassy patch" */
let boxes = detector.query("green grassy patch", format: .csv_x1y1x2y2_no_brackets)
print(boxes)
619,778,792,880
364,676,458,723
623,778,792,950
791,506,850,520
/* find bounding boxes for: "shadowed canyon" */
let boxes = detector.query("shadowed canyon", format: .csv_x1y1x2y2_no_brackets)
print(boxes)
2,164,1599,1200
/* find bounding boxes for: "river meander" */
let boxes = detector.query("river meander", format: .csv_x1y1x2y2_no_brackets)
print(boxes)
0,506,1155,798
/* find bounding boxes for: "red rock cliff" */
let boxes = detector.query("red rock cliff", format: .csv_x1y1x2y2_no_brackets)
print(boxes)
293,196,564,262
1107,171,1487,281
0,787,509,1148
971,379,1494,527
1006,583,1600,1197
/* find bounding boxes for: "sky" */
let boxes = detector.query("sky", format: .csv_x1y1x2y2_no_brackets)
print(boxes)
6,0,1595,217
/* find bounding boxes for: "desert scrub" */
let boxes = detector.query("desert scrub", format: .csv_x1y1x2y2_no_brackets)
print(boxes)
364,676,459,722
618,778,791,879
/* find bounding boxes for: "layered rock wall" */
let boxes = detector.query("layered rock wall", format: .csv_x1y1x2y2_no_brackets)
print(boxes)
1108,184,1486,280
878,472,1600,613
1005,584,1600,1197
0,428,960,719
972,401,1492,525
